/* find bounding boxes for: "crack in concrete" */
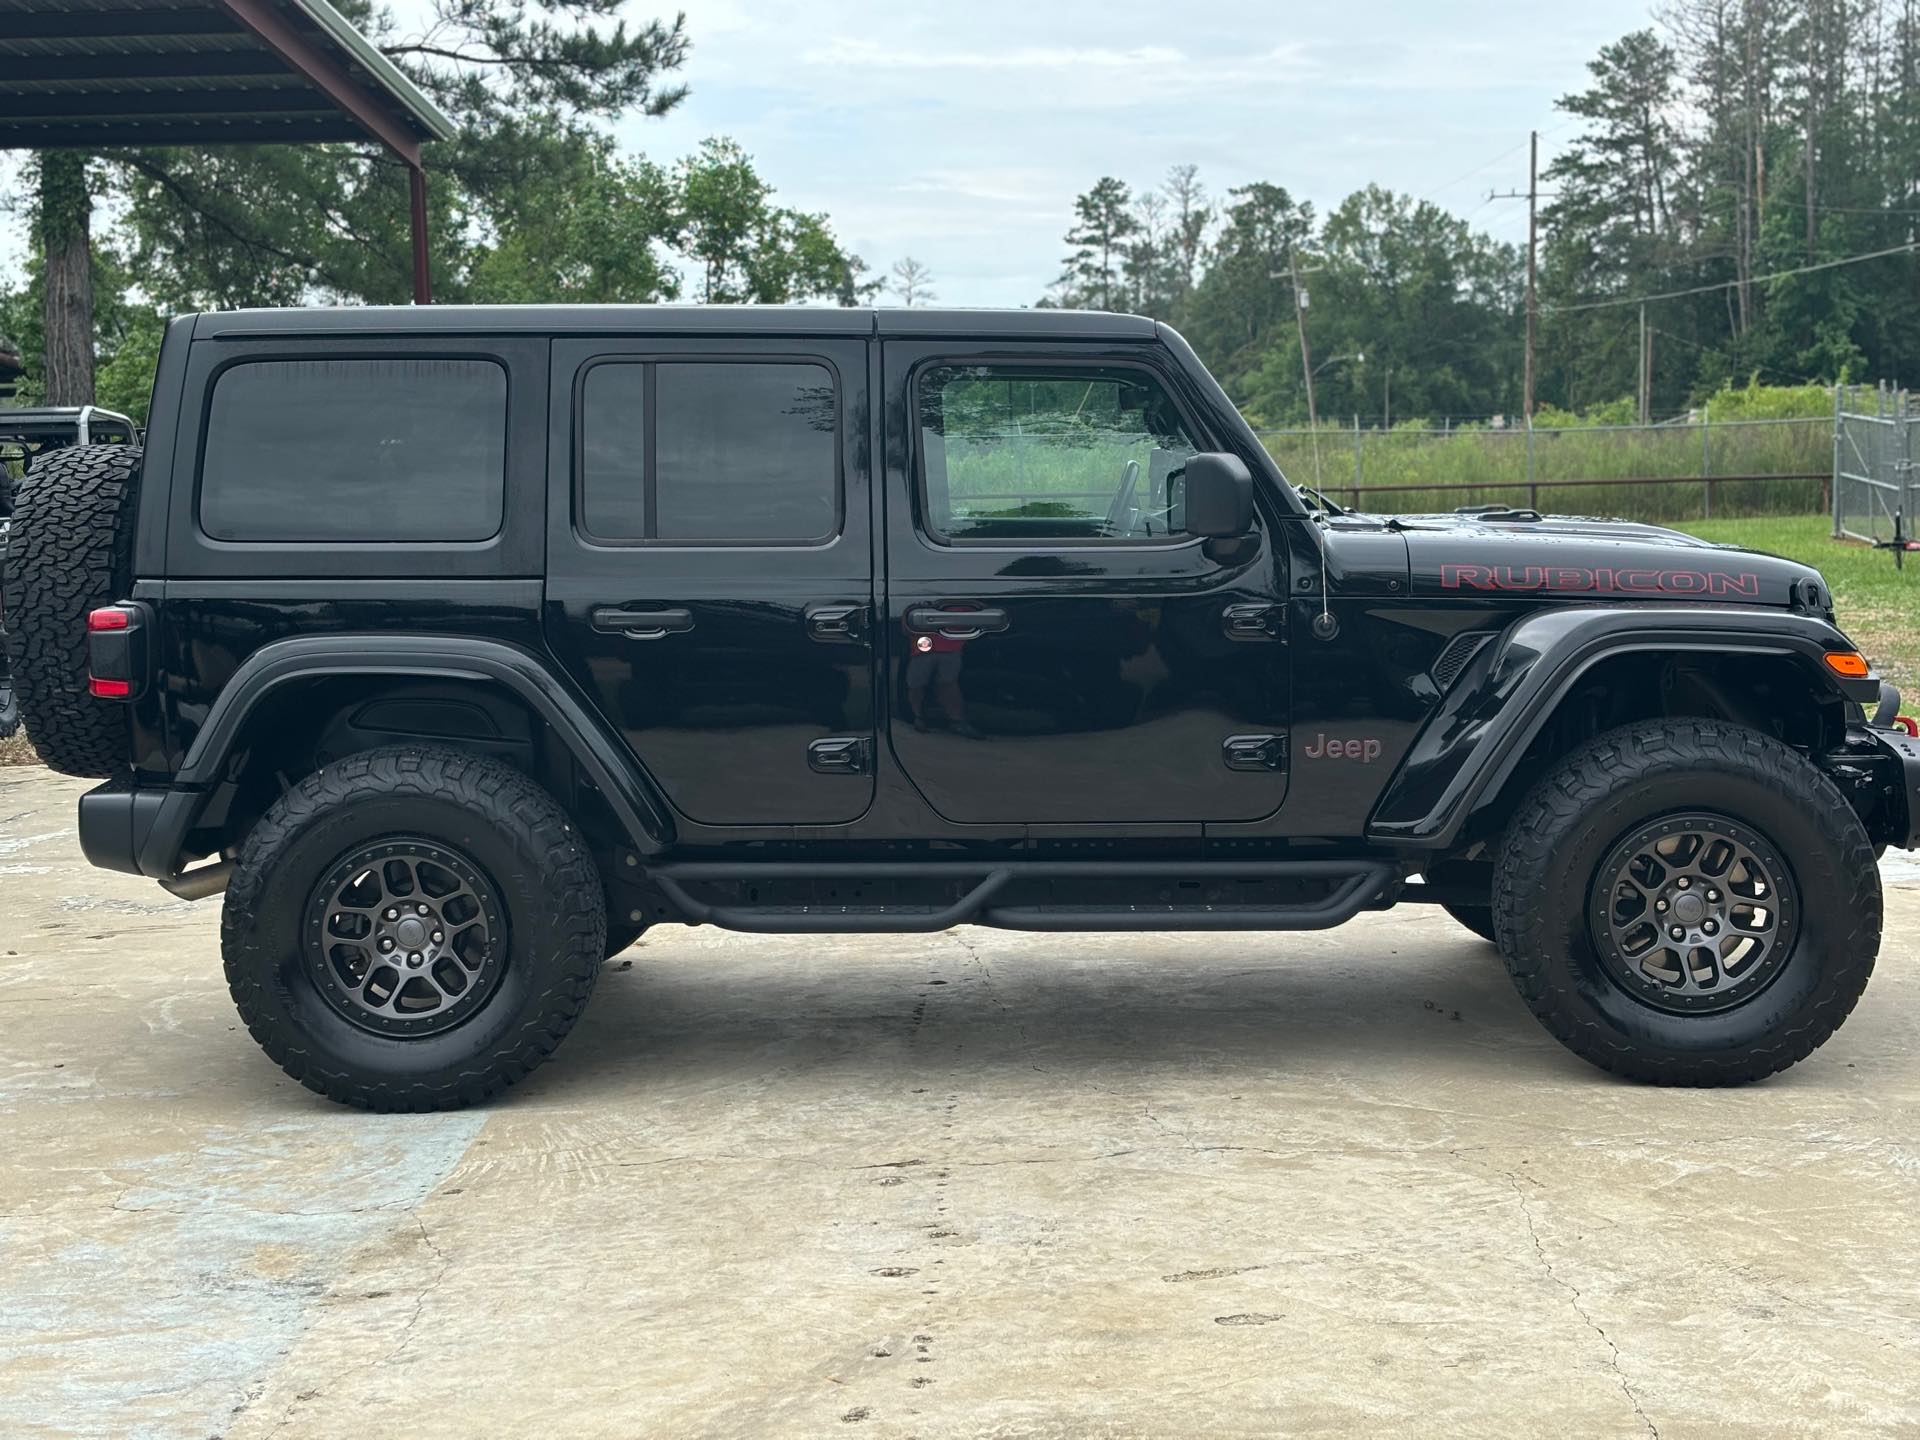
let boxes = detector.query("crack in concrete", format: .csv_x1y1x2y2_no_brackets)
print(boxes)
1504,1170,1658,1440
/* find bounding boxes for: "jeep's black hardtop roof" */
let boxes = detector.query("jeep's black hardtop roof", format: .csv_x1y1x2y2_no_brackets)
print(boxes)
191,305,1159,341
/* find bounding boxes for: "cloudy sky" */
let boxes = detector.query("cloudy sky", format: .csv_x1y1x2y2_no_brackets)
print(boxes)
1,0,1661,304
627,0,1659,306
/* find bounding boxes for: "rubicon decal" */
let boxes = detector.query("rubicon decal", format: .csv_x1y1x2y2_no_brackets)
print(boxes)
1439,564,1761,597
1302,733,1382,762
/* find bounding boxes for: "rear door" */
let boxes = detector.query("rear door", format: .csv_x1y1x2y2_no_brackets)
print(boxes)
881,341,1290,826
544,336,876,826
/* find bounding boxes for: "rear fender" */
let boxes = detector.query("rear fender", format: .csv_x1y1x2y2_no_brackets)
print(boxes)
134,633,676,877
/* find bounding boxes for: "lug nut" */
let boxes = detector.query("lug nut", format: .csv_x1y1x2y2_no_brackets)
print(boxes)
379,937,395,952
431,930,444,944
1707,889,1720,902
1655,899,1669,912
384,907,399,921
1703,920,1718,935
1669,926,1685,940
1676,877,1691,890
417,903,431,916
408,952,423,966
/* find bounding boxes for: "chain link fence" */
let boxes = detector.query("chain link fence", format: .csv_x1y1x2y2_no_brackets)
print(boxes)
1833,384,1918,545
1256,415,1830,521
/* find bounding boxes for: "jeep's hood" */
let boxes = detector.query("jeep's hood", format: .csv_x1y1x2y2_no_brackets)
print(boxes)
1352,511,1823,605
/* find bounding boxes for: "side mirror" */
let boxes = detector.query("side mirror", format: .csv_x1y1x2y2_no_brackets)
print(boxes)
1181,452,1254,539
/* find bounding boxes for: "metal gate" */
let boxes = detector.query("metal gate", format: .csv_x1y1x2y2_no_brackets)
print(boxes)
1834,383,1919,544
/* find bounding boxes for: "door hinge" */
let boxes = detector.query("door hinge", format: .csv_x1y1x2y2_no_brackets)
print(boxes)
1222,733,1287,772
1222,602,1284,642
808,736,872,775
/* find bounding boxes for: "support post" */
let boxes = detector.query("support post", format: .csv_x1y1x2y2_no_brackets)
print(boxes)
1701,402,1711,519
409,164,430,305
1352,413,1363,506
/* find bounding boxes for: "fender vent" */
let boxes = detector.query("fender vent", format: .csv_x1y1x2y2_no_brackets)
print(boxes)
1430,632,1492,691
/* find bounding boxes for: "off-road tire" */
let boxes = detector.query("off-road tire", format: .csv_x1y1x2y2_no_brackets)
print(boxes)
1441,901,1498,943
1494,718,1881,1086
0,444,142,776
222,746,606,1111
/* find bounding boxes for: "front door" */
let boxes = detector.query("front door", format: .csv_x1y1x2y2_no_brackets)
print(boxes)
545,337,876,826
881,343,1290,826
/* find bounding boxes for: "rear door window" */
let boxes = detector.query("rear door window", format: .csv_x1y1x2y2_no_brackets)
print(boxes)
199,357,507,543
578,360,838,544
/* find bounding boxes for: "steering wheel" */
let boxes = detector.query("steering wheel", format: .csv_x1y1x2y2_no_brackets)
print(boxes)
1104,459,1143,536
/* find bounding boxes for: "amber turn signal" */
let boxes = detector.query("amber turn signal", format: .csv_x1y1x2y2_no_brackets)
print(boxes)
1823,651,1871,678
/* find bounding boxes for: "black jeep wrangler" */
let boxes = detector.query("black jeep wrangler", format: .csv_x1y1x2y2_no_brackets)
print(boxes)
4,306,1916,1110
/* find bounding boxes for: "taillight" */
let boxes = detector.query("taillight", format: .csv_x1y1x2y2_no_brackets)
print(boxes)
85,602,148,701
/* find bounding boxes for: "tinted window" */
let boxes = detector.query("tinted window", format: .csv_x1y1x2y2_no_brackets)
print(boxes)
201,358,507,543
918,365,1200,542
579,360,837,543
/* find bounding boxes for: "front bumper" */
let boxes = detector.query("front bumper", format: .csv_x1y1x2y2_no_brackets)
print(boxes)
1866,724,1920,850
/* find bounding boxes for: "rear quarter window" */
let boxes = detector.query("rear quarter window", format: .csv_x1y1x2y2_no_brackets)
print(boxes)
199,357,508,543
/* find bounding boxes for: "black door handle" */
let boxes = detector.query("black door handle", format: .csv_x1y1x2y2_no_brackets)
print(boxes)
805,603,868,645
904,605,1010,639
592,606,694,640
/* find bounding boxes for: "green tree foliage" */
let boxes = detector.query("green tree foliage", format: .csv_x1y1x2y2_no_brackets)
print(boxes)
1046,0,1920,426
3,2,871,407
1056,177,1138,310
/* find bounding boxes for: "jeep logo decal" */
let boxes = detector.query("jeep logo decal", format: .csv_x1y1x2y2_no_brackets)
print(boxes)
1438,564,1760,597
1303,733,1382,762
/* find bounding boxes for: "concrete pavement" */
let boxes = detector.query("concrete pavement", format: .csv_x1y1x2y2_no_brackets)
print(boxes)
3,763,1918,1438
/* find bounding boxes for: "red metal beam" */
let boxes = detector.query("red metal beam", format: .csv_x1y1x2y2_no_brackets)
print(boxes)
213,0,419,166
409,164,430,305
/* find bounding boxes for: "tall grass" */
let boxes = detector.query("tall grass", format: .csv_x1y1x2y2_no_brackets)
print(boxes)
1259,418,1829,520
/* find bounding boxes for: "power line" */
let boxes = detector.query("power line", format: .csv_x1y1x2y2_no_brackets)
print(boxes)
1547,240,1920,313
1418,116,1575,205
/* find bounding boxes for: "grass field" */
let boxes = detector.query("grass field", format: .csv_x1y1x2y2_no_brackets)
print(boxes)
1263,418,1829,522
1676,515,1920,701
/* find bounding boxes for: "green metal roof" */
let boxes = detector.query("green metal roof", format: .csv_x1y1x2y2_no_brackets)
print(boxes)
0,0,455,153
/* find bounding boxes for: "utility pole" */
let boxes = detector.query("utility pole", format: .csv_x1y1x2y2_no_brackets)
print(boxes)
1491,130,1540,420
1288,246,1319,430
1526,129,1537,421
1637,302,1650,424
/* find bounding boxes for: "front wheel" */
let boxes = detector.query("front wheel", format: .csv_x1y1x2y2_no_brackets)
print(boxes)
222,747,606,1110
1494,719,1881,1086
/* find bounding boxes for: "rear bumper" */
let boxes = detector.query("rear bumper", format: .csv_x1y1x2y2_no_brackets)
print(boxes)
77,776,199,877
76,776,170,875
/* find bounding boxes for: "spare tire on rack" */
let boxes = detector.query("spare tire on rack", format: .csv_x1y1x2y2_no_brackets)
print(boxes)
0,443,143,777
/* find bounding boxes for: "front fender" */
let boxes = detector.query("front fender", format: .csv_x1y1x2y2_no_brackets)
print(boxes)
1367,605,1873,849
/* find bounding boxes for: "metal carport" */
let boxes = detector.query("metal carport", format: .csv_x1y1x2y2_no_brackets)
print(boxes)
0,0,454,302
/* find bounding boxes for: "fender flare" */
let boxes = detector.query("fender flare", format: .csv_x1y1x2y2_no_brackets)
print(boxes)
1367,605,1872,850
136,633,675,877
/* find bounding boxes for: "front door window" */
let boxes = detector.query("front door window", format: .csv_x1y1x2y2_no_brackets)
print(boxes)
917,365,1199,543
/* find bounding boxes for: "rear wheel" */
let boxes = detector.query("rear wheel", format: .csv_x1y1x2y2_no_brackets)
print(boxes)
222,746,606,1111
0,444,143,776
1494,719,1881,1086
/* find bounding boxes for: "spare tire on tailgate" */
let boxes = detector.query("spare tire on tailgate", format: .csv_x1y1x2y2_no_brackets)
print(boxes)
0,443,143,777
